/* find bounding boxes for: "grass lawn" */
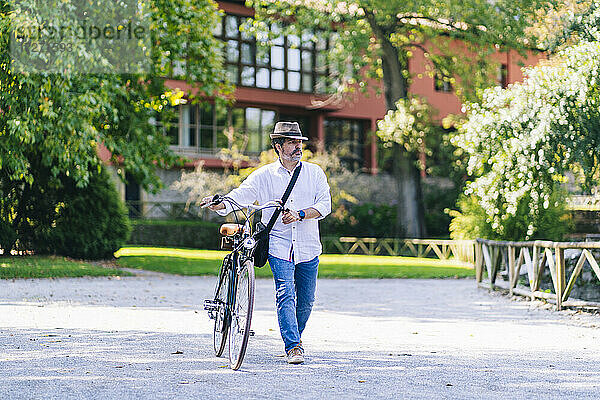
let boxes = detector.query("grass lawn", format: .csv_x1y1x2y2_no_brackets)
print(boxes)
0,256,132,279
115,247,474,279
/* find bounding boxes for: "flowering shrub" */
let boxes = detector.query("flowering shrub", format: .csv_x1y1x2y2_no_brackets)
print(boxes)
452,34,600,239
377,97,434,160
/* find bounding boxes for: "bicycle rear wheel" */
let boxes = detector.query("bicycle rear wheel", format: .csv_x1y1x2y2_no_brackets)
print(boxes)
213,268,231,357
228,259,255,370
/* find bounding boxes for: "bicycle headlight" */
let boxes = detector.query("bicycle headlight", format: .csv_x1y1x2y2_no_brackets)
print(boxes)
243,237,256,249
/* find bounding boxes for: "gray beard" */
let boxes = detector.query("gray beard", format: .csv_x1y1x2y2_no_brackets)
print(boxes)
282,151,302,162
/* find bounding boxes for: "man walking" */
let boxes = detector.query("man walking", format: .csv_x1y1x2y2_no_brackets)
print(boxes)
203,121,331,364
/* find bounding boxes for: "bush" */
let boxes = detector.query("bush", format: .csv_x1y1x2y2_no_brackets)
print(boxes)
449,192,573,241
321,203,397,237
453,35,600,240
128,219,220,249
320,183,459,239
423,180,460,238
44,167,131,260
2,154,130,259
448,196,495,240
8,158,63,253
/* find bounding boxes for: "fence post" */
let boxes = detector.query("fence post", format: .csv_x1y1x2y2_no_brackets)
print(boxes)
508,245,515,296
555,247,565,311
531,245,539,301
475,240,483,283
492,246,500,288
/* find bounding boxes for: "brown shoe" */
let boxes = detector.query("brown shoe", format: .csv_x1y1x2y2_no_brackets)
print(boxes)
286,346,304,364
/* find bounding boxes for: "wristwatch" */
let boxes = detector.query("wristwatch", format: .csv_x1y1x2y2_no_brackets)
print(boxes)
298,210,306,221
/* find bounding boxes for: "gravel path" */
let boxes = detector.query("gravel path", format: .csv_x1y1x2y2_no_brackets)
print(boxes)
1,274,600,399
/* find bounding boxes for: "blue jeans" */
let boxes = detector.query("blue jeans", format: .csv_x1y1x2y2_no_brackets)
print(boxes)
268,255,319,353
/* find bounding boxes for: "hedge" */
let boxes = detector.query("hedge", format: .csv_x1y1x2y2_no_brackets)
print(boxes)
128,219,221,250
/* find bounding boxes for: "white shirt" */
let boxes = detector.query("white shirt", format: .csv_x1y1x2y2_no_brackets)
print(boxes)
217,160,331,264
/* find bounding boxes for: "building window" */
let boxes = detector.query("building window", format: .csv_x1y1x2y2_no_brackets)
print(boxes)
324,118,365,171
231,107,276,153
434,71,453,93
176,103,228,150
213,13,330,93
166,104,276,154
153,107,180,145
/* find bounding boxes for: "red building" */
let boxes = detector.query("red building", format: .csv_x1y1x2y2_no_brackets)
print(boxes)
123,0,545,213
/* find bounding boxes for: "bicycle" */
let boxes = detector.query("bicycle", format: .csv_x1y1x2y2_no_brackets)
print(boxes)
202,194,284,370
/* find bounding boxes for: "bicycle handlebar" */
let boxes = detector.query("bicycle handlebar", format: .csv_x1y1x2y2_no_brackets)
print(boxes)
246,200,284,211
200,194,223,208
202,195,286,213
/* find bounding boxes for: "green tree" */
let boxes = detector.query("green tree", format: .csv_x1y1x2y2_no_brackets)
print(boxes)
0,0,231,254
247,0,554,237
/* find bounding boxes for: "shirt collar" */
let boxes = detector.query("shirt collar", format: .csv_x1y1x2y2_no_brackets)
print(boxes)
277,158,302,174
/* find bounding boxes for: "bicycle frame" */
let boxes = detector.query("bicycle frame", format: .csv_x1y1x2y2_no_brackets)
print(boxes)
224,252,240,324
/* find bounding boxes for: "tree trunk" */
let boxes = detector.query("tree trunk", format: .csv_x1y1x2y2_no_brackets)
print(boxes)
366,13,426,238
394,144,426,238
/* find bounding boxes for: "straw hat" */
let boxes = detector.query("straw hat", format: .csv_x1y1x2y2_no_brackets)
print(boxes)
269,121,308,140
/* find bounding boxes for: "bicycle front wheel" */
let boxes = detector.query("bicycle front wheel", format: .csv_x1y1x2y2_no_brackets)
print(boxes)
213,268,231,357
228,259,255,370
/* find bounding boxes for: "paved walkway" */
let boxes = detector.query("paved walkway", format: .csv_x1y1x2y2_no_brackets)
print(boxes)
1,275,599,399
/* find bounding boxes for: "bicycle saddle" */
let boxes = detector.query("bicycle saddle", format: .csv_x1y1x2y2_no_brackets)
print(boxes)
220,223,243,236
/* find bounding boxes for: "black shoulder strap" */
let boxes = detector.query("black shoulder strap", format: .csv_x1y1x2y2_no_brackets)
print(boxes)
265,163,302,233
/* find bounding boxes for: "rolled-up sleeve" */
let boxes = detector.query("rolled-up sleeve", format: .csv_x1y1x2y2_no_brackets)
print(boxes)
312,167,331,220
216,170,261,216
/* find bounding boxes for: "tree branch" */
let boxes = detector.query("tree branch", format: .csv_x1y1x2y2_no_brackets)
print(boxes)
393,13,525,49
363,8,408,109
394,14,477,34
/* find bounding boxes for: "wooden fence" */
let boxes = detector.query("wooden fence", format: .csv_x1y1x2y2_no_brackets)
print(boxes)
475,238,600,310
322,237,475,264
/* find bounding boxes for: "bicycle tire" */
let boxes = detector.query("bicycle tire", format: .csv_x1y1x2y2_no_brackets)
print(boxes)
213,268,231,357
228,259,255,370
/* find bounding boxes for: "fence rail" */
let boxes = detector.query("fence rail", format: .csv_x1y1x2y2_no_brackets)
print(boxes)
322,237,475,263
475,238,600,310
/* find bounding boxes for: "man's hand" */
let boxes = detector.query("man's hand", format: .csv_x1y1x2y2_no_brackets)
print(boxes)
281,209,300,224
200,196,225,211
